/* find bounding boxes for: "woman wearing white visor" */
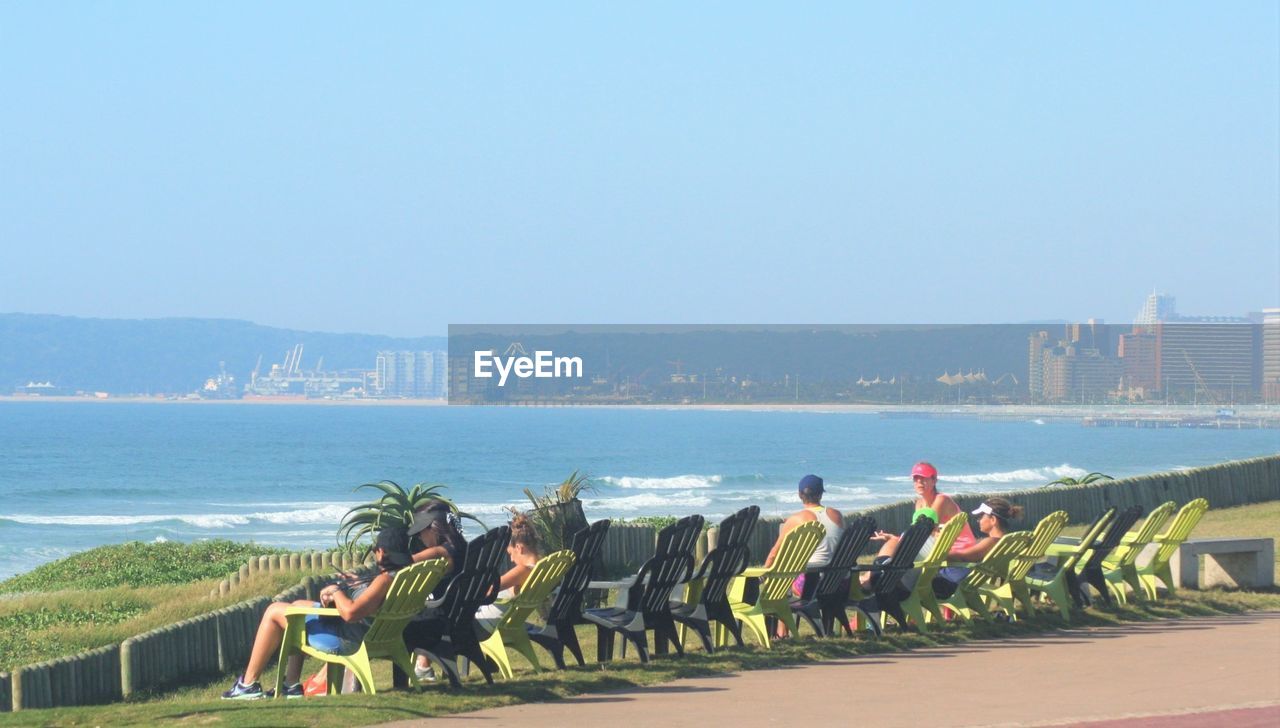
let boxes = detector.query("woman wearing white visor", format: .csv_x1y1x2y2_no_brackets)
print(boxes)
932,497,1023,598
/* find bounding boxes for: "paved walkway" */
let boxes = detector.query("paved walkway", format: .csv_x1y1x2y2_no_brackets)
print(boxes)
386,612,1280,727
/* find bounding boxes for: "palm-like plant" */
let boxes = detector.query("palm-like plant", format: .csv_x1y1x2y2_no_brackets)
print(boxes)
1044,472,1114,488
338,481,479,555
523,471,592,552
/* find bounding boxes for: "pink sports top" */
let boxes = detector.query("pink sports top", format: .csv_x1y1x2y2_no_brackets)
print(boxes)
924,493,978,553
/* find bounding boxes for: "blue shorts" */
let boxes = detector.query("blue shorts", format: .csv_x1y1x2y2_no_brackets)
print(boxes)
304,602,345,654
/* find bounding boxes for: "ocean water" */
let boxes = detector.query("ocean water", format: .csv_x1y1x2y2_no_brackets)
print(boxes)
0,402,1276,579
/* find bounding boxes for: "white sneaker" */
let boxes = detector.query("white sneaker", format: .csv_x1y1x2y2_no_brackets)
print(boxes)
414,664,437,682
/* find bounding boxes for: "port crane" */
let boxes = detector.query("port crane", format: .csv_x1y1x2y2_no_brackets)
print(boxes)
1182,351,1221,406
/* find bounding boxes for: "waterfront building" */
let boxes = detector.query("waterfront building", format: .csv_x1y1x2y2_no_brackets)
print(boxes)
375,350,447,398
1030,322,1125,403
1135,292,1177,326
1118,331,1158,397
1067,319,1115,357
1028,331,1051,403
1155,322,1255,403
1263,309,1280,404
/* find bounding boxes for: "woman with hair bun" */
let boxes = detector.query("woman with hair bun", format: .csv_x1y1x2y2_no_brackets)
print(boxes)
407,510,542,679
949,497,1023,561
932,497,1023,598
475,511,542,620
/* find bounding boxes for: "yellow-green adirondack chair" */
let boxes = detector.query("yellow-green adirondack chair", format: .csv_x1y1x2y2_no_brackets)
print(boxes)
1136,498,1209,600
1103,501,1175,603
939,532,1033,622
882,512,970,632
728,521,824,648
981,511,1068,620
276,558,449,697
1027,508,1115,620
478,549,575,679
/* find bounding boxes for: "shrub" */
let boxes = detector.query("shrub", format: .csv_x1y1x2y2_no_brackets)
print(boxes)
0,540,276,592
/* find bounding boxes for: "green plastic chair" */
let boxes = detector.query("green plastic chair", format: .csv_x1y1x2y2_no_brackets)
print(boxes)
1136,498,1209,600
981,511,1068,620
1027,508,1115,620
276,558,449,697
1103,501,1175,603
882,512,970,632
939,532,1033,622
728,521,824,648
478,549,576,679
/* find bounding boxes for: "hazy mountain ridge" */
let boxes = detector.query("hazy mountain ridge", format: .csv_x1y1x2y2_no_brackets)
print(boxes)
0,313,447,394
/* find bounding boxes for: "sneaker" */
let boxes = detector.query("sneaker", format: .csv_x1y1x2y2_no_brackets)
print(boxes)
264,682,304,699
414,664,437,682
221,678,264,700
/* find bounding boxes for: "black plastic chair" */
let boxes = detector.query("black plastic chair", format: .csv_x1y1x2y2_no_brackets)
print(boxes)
527,518,612,668
585,515,702,664
852,518,935,634
411,526,511,687
671,506,759,652
1076,505,1143,607
792,515,877,637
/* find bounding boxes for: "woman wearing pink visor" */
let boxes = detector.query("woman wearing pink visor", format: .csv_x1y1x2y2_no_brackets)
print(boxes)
910,462,978,555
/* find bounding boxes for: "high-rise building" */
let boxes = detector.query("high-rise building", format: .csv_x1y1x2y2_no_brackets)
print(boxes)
376,351,447,398
1027,331,1051,402
1067,319,1115,357
1155,323,1255,403
1031,322,1128,403
1118,331,1157,395
1135,292,1177,326
1263,309,1280,404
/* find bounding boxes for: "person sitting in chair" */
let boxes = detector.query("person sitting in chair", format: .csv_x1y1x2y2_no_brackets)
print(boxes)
930,497,1022,597
765,474,844,637
476,512,542,621
221,527,412,699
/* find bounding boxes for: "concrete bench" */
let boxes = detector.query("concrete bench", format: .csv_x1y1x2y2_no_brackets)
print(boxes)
1168,538,1275,589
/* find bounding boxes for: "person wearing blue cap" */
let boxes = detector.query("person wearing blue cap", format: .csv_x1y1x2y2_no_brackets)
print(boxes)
763,474,845,637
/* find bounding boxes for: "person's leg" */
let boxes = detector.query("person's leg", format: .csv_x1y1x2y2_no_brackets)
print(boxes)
243,599,313,684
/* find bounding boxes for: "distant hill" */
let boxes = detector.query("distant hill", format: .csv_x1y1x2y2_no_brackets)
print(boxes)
0,314,446,394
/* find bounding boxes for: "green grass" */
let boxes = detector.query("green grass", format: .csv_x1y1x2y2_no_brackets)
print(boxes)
0,573,317,672
0,541,329,671
0,541,278,593
1060,500,1280,580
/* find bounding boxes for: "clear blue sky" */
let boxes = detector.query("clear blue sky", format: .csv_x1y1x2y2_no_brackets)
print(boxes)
2,3,1276,336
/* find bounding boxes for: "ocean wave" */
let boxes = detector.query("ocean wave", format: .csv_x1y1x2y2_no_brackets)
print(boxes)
824,485,873,496
0,504,354,530
581,492,712,512
456,502,525,517
885,464,1089,486
598,474,723,490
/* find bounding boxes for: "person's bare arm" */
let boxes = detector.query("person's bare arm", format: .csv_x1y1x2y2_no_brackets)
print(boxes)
412,544,453,567
496,563,532,594
948,535,996,563
331,572,392,622
827,507,844,528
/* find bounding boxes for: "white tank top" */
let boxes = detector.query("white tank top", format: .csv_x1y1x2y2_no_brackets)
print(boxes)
804,506,844,567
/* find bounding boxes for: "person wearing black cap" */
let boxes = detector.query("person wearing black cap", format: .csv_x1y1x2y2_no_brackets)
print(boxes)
406,499,467,572
404,499,468,682
221,526,414,700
